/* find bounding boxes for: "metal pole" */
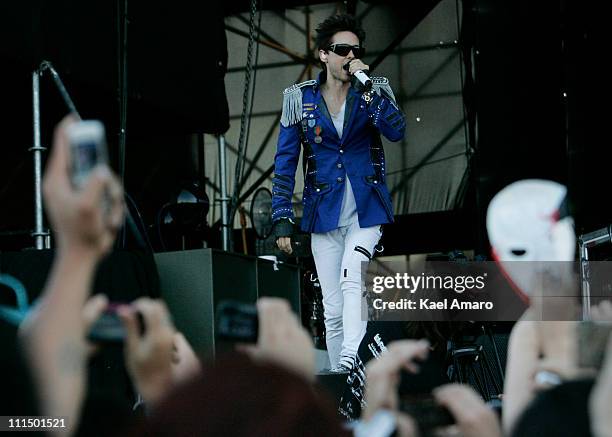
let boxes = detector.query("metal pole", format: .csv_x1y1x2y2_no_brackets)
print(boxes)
29,61,81,250
31,71,49,249
218,134,230,251
580,241,590,320
578,226,612,320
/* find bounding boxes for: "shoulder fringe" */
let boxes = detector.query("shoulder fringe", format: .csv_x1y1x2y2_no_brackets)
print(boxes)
280,80,317,127
372,77,397,106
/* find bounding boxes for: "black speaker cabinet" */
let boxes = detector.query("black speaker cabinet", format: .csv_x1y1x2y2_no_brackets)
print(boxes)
154,249,301,358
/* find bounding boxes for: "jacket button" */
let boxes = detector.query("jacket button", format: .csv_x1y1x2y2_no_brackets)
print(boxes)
337,177,343,183
374,180,378,184
316,188,321,192
337,163,343,169
339,149,344,154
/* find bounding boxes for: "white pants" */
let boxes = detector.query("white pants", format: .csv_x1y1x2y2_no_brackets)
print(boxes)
311,221,382,369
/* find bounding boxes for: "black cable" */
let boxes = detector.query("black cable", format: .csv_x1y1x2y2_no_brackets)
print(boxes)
453,0,472,210
233,9,262,250
118,0,128,183
456,0,470,160
124,192,154,252
232,4,258,197
241,9,262,185
117,0,129,247
229,0,260,251
156,203,172,252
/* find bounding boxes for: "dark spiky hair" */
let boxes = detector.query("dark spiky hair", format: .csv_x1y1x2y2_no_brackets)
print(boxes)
314,14,366,52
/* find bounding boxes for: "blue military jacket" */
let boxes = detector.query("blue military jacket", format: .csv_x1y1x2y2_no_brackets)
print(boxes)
272,73,406,234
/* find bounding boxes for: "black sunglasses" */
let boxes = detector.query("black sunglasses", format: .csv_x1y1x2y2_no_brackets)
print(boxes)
326,43,365,58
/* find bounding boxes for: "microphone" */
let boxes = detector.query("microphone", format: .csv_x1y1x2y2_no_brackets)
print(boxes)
343,61,372,89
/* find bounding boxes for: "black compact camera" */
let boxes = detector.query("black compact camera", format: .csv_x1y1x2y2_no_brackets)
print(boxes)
216,300,259,343
400,395,455,432
398,352,455,434
87,304,145,343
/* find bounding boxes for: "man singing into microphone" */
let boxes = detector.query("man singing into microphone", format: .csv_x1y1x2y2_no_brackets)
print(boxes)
272,14,406,372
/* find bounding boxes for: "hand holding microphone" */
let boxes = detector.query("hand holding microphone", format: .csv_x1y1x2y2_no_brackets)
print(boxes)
343,59,372,89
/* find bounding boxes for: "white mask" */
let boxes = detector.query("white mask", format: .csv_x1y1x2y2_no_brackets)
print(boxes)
486,179,575,300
